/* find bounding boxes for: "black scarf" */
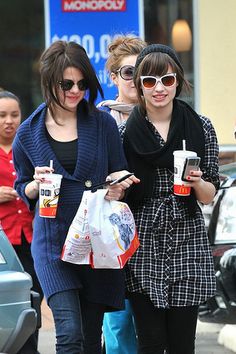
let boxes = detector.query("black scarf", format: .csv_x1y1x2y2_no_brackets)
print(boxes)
123,99,205,213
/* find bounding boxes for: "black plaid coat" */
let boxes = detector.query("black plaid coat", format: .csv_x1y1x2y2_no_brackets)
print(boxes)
119,115,219,308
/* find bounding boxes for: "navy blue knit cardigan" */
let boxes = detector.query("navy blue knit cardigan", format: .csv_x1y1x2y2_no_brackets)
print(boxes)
12,101,127,309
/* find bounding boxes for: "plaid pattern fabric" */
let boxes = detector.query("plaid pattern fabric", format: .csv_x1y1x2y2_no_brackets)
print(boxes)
119,115,219,308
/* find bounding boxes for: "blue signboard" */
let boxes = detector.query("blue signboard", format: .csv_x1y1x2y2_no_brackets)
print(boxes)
44,0,144,100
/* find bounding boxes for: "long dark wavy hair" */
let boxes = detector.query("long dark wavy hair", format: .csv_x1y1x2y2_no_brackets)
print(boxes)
39,40,104,114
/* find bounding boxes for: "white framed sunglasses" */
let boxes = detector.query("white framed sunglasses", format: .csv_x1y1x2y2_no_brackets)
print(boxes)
140,73,177,89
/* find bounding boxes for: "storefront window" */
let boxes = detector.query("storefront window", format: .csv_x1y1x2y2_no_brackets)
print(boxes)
0,0,44,118
0,1,193,117
144,0,193,106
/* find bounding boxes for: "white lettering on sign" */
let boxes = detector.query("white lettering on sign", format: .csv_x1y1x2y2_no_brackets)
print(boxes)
62,0,126,12
51,33,113,63
51,33,116,85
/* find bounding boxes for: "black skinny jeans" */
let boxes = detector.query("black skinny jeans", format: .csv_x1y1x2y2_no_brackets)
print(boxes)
128,292,199,354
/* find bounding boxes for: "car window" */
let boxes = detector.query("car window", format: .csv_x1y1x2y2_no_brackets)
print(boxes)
0,252,6,264
215,186,236,244
219,161,236,176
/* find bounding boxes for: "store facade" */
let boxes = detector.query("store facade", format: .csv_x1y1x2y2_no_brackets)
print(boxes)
0,0,235,144
0,0,193,115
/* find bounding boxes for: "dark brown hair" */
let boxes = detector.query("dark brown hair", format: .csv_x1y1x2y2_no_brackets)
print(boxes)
0,90,21,109
134,52,191,111
39,40,103,112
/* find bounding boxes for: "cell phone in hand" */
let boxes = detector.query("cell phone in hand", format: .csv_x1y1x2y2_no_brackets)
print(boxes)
90,173,134,191
181,157,201,181
109,173,134,185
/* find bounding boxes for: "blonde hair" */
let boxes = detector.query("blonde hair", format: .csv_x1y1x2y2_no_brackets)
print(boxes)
106,35,147,74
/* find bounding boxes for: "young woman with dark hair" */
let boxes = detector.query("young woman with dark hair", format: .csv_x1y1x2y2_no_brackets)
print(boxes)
119,44,220,354
12,40,138,354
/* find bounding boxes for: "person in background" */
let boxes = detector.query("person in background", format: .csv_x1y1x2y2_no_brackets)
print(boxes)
97,35,146,124
119,44,220,353
0,90,43,354
98,35,146,354
12,40,139,354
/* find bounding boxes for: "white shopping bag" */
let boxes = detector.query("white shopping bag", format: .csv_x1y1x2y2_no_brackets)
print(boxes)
87,189,139,269
61,189,139,269
61,191,92,265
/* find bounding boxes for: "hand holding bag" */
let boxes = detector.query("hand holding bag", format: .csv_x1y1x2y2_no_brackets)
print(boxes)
61,189,139,268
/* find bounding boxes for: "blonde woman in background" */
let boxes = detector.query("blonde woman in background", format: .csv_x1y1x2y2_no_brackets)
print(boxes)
98,35,146,125
98,35,146,354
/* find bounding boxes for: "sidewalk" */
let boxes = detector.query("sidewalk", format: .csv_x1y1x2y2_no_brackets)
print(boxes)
38,299,55,354
196,321,235,353
38,299,236,353
218,324,236,352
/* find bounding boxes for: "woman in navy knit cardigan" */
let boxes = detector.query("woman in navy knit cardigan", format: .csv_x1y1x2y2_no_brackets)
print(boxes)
12,40,138,354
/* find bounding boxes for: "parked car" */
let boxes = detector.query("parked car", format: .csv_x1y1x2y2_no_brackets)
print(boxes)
218,144,236,165
199,162,236,324
0,226,41,354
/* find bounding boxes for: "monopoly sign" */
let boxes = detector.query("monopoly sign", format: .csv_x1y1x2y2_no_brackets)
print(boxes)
62,0,126,12
44,0,144,100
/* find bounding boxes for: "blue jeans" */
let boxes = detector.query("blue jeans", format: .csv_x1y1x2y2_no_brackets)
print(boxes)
103,299,137,354
49,289,106,354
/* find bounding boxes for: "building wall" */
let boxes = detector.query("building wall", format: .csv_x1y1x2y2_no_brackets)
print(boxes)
197,0,236,144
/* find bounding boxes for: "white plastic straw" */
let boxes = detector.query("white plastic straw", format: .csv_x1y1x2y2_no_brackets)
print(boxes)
182,140,186,151
49,159,53,172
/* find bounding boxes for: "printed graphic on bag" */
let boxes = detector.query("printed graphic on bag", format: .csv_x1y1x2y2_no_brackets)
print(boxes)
109,205,134,250
61,193,92,265
88,192,140,269
61,189,139,269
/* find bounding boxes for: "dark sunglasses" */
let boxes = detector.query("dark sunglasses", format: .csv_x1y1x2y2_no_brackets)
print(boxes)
140,73,176,89
58,79,88,91
116,65,135,81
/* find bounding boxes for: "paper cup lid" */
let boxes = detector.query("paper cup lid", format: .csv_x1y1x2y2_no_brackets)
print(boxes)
173,150,197,157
